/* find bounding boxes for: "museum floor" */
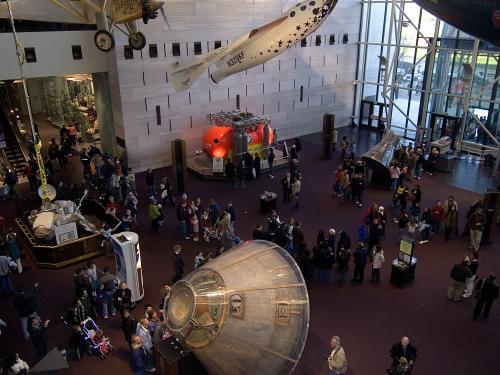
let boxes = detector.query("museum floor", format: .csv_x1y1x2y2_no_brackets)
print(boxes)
0,123,499,375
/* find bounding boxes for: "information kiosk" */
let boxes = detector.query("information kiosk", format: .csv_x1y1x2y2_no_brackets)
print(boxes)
112,231,145,302
390,235,417,287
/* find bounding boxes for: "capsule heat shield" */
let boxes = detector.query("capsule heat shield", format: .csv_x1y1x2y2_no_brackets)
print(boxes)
165,240,310,375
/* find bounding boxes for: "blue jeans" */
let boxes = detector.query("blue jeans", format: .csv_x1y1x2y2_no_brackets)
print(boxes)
0,274,13,296
391,178,398,191
101,291,116,318
415,163,422,178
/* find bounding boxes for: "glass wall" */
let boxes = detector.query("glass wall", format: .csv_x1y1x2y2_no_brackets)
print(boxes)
355,0,500,150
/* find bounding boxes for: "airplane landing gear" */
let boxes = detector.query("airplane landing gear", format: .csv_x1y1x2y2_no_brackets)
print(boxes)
94,30,115,52
128,32,146,51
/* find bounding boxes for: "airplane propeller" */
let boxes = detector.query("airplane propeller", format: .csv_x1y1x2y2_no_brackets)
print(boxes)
159,5,171,30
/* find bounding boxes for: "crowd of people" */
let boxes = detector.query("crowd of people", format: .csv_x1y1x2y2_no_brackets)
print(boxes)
0,128,499,375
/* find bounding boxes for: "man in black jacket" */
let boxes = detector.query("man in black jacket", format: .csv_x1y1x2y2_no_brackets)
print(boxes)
172,244,185,283
390,336,417,370
13,282,41,340
224,159,237,187
252,224,271,241
473,273,499,319
447,258,472,302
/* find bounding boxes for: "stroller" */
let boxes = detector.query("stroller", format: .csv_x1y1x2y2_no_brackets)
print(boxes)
61,316,113,360
202,225,221,243
81,318,113,359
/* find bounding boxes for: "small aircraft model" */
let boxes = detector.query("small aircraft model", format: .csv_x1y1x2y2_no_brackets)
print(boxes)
166,0,339,92
0,0,170,52
414,0,500,48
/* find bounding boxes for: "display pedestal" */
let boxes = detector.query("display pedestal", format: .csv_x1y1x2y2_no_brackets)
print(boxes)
260,192,277,214
390,258,417,287
436,154,455,173
154,338,207,375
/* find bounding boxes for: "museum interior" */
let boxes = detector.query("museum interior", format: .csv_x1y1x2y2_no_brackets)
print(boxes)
0,0,499,374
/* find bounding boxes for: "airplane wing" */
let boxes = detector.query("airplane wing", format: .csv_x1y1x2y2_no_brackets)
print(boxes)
0,0,95,24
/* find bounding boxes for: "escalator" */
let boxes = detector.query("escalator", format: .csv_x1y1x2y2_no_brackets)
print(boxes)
0,106,28,177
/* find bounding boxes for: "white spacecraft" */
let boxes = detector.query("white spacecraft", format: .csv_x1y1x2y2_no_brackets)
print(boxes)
166,0,338,92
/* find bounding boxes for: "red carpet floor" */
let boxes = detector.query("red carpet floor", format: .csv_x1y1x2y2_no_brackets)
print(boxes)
1,135,499,375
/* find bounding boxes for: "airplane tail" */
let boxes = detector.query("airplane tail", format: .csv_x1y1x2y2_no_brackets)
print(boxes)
166,56,209,92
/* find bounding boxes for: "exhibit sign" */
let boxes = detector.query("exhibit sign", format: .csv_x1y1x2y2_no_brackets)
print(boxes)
398,236,415,265
213,157,224,174
54,222,78,244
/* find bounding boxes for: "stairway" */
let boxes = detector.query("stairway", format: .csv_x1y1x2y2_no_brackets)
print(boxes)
0,108,27,177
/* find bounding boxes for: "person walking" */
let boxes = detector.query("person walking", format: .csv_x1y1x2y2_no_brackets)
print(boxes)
327,336,348,375
149,198,161,235
444,204,459,241
28,317,50,360
99,267,118,319
172,245,185,283
473,273,499,320
431,200,444,234
390,163,401,192
371,245,385,284
145,168,155,197
340,136,348,161
352,242,368,283
469,208,486,251
267,148,275,178
281,173,292,204
224,158,237,187
463,251,479,299
253,153,261,179
13,282,42,340
447,258,472,302
291,176,301,209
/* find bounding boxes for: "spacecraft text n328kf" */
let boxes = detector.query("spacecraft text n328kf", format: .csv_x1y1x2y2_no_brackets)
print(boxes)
166,0,338,92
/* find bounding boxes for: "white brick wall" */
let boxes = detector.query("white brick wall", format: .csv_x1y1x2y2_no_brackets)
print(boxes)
107,0,362,171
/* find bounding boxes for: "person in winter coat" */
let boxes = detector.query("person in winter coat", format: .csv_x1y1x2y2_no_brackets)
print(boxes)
431,200,444,233
13,282,41,340
130,334,155,374
291,177,302,209
327,336,348,375
122,309,138,344
463,251,479,299
469,208,486,251
352,242,368,283
114,282,132,317
447,258,472,302
172,245,185,283
253,153,261,179
5,229,22,273
224,158,237,187
28,317,49,360
444,204,459,241
145,168,155,197
473,273,499,319
371,246,385,284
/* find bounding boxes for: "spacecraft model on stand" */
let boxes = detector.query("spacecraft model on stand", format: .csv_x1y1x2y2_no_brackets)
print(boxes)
203,110,273,163
164,240,310,375
166,0,338,92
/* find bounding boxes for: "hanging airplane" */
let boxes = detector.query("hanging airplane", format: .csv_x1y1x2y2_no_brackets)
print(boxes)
166,0,339,92
0,0,170,52
414,0,500,48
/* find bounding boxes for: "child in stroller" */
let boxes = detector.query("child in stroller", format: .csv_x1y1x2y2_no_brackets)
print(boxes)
81,318,113,359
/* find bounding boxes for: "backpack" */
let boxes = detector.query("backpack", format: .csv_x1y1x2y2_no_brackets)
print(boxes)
104,278,118,292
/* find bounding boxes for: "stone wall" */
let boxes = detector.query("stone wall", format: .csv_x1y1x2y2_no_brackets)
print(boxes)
108,0,362,171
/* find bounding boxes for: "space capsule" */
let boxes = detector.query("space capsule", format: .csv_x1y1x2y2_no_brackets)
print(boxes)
165,240,310,375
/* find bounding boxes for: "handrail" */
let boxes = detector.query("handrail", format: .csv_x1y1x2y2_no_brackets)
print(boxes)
0,104,30,161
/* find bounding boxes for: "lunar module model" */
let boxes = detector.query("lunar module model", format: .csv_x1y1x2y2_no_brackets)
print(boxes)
202,110,274,163
164,240,310,375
